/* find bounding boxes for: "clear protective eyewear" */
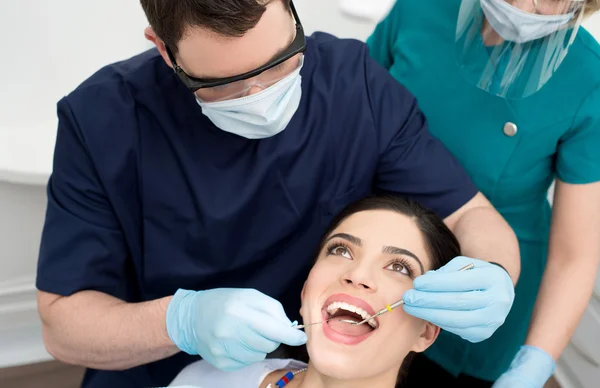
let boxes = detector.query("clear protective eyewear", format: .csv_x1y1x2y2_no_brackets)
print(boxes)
196,54,304,102
455,0,586,99
166,0,306,102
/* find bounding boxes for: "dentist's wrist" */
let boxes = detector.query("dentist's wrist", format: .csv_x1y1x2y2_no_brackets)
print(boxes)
166,289,200,355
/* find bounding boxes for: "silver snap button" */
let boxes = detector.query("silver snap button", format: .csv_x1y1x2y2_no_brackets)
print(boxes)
503,122,518,137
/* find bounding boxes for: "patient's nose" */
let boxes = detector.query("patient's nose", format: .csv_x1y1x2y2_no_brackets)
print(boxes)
342,263,377,292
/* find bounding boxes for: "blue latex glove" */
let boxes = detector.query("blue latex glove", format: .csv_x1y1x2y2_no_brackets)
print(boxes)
493,346,556,388
402,256,514,343
166,288,307,371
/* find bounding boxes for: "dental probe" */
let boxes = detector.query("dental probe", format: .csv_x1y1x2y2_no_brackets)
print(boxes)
350,263,475,326
293,318,356,330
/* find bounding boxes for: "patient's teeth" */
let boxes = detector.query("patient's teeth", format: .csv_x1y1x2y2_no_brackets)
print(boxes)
325,301,379,329
355,307,367,317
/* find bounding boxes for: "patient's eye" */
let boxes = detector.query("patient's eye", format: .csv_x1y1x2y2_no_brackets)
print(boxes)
327,244,353,260
385,259,413,277
389,263,408,274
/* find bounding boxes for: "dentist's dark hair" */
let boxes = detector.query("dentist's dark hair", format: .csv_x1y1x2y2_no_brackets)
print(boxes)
318,195,461,271
140,0,292,54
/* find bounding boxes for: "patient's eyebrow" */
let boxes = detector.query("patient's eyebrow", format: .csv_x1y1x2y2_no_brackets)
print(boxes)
325,234,426,274
382,246,425,275
326,233,362,246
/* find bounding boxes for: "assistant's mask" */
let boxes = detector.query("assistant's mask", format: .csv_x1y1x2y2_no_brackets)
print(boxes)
480,0,576,44
197,57,304,140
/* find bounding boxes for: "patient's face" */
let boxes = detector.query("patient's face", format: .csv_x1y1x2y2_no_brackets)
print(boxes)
300,210,440,381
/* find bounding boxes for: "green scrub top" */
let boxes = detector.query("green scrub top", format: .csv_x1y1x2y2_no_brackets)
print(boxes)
368,0,600,381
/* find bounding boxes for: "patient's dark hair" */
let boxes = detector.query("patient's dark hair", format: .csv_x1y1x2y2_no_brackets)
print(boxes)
318,195,461,272
140,0,292,54
289,195,461,386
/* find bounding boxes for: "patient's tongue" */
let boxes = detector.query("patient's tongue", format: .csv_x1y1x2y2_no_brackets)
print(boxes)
328,315,373,336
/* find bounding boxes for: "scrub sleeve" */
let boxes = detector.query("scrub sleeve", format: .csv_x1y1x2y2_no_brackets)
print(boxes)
37,99,129,299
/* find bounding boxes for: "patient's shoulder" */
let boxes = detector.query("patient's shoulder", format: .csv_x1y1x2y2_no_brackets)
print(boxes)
169,358,307,388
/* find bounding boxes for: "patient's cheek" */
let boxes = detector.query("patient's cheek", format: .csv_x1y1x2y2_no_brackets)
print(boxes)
304,266,330,294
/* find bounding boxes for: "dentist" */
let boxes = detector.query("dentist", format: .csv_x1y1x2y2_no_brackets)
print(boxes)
36,1,519,388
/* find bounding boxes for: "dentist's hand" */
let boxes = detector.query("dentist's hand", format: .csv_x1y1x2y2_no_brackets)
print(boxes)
493,346,555,388
166,288,307,371
402,256,514,343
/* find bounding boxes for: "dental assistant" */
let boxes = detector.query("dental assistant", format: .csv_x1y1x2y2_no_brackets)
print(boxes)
35,1,519,387
368,0,600,387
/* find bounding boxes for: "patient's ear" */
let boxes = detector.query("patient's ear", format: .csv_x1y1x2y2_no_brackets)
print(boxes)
299,282,307,316
300,281,307,300
410,322,440,353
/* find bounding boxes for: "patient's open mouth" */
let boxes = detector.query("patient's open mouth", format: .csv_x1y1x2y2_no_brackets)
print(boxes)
326,302,378,329
320,294,379,344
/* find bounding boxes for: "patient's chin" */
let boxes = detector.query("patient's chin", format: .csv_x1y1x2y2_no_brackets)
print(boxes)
306,330,413,382
306,341,379,380
308,353,362,381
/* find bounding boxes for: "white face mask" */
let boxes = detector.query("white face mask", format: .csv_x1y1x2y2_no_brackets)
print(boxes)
197,58,304,140
480,0,575,44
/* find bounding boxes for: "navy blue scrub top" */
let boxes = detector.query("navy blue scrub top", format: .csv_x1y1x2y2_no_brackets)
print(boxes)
37,32,477,388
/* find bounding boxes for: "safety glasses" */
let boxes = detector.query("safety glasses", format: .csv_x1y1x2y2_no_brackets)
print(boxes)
165,0,306,93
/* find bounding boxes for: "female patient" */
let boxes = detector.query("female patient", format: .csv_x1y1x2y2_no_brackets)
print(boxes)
168,195,461,388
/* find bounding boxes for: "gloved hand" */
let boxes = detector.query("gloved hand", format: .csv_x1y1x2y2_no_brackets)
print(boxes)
402,256,514,343
493,346,556,388
166,288,307,371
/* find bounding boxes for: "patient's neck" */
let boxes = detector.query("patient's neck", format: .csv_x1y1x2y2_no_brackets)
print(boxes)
295,363,398,388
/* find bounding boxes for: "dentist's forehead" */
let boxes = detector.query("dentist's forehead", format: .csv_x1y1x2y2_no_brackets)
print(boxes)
176,2,294,79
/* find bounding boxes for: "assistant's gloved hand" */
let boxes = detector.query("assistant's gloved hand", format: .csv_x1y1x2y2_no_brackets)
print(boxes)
166,288,307,371
402,256,514,343
493,346,555,388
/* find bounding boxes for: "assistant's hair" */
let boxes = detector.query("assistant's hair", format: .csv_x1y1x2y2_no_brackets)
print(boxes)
317,195,461,271
585,0,600,17
139,0,292,53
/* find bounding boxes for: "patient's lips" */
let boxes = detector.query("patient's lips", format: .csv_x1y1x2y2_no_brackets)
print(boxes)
321,293,379,345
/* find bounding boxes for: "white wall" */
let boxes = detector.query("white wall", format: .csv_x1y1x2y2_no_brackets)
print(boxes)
0,0,152,368
0,0,599,373
0,0,151,129
586,11,600,37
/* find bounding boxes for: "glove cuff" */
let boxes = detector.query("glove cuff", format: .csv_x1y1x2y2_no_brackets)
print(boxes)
166,289,200,355
508,345,556,385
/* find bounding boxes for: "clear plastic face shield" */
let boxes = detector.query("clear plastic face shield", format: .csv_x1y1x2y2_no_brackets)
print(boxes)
456,0,586,99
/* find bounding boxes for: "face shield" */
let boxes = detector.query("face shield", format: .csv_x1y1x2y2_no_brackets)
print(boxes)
456,0,586,99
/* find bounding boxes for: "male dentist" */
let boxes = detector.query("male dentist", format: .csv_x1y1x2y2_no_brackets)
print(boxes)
36,1,519,387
